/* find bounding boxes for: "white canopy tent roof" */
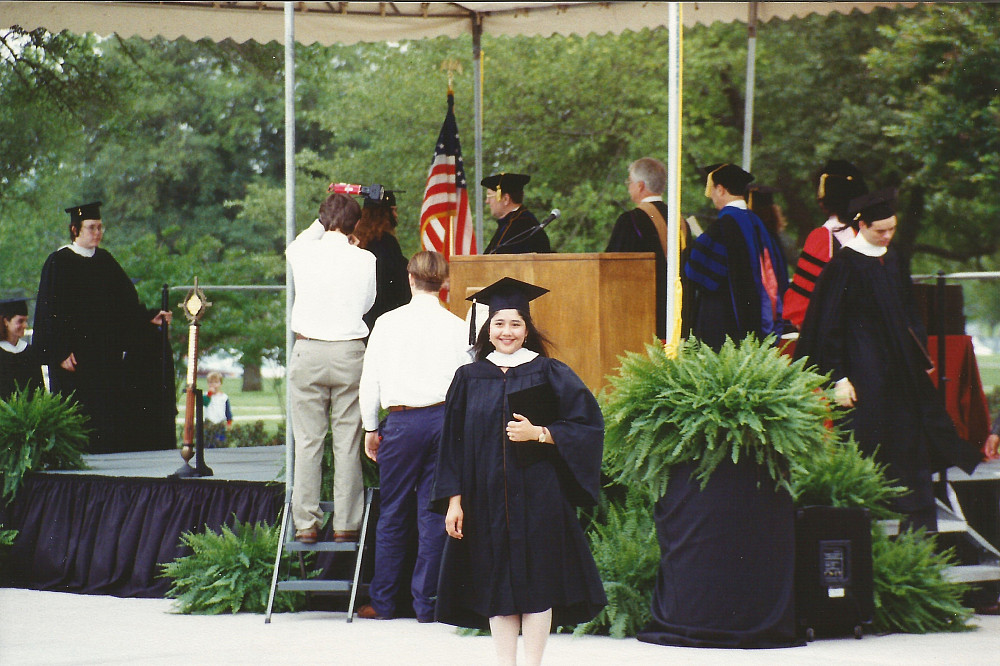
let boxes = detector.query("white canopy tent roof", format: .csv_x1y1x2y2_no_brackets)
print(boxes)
2,2,911,44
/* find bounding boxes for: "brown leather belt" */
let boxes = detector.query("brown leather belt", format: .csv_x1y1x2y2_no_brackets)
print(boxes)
388,402,445,413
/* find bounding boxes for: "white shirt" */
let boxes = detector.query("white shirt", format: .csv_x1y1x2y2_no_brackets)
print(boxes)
724,199,748,210
359,292,472,430
285,221,376,341
640,195,664,204
823,215,856,248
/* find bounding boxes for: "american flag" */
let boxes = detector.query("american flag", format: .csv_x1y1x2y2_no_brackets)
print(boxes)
420,93,476,259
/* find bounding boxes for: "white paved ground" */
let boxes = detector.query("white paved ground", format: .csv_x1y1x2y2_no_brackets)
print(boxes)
1,588,997,665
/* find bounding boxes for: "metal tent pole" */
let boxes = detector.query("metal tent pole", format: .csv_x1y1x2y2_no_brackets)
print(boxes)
283,2,296,502
741,1,758,171
472,17,484,253
664,2,682,351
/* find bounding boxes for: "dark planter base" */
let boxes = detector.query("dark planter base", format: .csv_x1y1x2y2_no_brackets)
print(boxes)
638,459,803,649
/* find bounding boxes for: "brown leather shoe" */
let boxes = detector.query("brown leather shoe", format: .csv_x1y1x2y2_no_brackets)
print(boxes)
333,530,359,543
356,604,388,620
294,527,318,544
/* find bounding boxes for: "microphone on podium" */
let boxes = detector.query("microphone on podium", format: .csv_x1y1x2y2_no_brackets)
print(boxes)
538,209,561,229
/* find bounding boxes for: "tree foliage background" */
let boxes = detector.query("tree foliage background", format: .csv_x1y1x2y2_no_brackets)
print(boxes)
2,3,998,385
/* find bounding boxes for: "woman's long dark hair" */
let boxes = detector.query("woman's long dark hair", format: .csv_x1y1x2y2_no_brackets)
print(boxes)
353,205,396,249
473,308,551,361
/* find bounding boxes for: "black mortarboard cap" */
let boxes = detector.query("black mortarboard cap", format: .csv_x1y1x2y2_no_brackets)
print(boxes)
747,184,779,210
363,188,399,209
65,201,102,225
465,277,549,345
817,159,868,201
702,163,754,196
0,297,29,319
481,173,530,197
848,187,897,224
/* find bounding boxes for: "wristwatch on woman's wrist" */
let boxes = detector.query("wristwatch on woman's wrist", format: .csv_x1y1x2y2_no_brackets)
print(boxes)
538,427,546,443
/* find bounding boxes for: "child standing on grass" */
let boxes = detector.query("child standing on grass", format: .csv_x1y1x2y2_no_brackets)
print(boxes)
204,371,233,447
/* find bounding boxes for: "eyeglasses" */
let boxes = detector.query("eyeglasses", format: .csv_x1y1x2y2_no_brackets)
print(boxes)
81,223,104,233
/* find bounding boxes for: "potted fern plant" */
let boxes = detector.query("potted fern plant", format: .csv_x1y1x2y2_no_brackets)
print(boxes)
602,336,836,649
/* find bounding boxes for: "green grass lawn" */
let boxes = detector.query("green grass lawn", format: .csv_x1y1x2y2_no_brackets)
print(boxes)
175,377,285,441
176,377,285,417
979,354,999,387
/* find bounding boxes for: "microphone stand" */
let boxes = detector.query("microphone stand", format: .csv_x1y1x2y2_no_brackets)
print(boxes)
489,214,558,254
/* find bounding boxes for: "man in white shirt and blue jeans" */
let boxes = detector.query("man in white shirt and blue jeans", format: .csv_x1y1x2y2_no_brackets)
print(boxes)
356,251,471,622
286,192,376,544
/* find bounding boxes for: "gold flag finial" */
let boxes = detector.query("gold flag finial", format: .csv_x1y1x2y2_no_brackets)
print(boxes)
440,58,463,94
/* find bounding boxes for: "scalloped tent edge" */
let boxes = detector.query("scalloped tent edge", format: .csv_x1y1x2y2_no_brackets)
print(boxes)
1,2,914,45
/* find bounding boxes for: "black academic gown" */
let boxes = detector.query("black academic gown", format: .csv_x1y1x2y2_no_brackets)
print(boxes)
685,206,787,350
363,233,411,334
606,201,694,339
431,355,607,628
33,246,161,453
795,246,980,528
0,342,44,400
483,208,552,255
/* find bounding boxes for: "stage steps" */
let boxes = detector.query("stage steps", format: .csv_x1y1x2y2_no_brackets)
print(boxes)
877,492,1000,588
264,489,376,623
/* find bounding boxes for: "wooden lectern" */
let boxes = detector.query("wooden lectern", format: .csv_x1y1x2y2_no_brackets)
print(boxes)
448,253,657,393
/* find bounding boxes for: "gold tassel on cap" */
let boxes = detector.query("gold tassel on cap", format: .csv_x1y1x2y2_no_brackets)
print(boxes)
704,164,726,198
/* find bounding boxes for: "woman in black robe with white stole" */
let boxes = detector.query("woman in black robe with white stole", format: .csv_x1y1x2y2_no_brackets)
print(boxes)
0,297,44,400
432,277,606,665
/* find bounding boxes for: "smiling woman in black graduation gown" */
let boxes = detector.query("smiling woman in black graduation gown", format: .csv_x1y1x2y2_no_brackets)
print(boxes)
431,278,606,663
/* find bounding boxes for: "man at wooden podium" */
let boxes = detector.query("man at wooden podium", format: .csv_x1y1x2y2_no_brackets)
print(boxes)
482,173,552,255
605,157,691,340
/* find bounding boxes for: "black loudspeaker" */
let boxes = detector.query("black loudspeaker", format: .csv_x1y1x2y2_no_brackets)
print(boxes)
794,506,874,640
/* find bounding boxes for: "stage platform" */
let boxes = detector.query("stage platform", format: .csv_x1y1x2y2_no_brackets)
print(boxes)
4,446,286,599
44,444,287,483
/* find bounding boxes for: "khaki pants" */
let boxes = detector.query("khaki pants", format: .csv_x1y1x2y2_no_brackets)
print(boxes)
289,338,365,532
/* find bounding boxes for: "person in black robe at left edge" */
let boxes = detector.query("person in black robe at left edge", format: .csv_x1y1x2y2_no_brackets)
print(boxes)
482,173,553,255
684,163,788,351
795,188,981,531
0,297,44,400
33,202,173,453
431,277,606,665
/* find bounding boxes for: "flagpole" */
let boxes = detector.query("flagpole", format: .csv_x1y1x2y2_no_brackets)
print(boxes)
447,75,457,259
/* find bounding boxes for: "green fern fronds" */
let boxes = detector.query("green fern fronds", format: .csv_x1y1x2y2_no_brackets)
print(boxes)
789,437,908,520
871,527,975,634
161,517,312,614
603,336,837,497
575,488,659,637
0,388,89,501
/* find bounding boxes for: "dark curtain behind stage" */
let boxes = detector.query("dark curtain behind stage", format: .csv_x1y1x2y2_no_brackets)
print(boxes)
5,473,282,597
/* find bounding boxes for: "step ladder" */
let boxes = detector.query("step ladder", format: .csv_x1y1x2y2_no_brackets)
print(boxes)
264,487,376,623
